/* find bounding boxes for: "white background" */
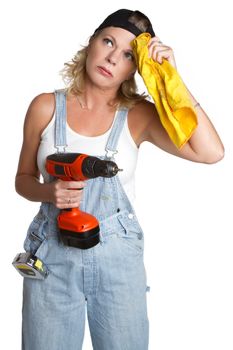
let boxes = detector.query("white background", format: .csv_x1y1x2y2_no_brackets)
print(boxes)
1,0,232,349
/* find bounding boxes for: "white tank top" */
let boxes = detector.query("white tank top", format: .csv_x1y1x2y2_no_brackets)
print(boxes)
37,109,139,204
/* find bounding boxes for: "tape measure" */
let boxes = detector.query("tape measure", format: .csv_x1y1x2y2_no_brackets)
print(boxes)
12,252,49,279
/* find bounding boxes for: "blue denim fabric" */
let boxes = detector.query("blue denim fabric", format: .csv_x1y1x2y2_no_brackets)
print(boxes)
22,90,150,350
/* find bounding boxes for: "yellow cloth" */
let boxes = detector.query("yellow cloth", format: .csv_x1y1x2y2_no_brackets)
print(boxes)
131,33,198,149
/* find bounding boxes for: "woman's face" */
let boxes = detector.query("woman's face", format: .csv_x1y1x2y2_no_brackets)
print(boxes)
85,27,137,91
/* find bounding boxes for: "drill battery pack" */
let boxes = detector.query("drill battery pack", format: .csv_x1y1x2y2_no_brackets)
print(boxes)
12,252,49,279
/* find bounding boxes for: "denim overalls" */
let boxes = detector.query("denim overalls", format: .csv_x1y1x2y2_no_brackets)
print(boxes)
22,90,150,350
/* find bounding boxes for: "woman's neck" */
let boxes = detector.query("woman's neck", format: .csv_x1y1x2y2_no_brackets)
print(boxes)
76,77,119,112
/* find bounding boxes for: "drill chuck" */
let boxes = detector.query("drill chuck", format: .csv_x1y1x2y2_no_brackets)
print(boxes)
84,158,121,178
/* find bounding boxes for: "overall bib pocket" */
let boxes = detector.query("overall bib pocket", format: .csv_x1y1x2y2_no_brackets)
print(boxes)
117,213,144,254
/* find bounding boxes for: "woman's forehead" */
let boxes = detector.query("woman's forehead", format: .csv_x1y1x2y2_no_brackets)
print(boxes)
99,27,136,48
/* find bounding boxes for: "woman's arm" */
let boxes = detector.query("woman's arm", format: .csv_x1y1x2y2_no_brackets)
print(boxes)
137,100,224,164
135,35,225,163
15,93,54,201
15,93,85,208
182,83,225,161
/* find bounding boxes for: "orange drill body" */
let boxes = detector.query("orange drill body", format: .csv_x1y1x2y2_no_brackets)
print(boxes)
46,153,89,181
45,152,121,249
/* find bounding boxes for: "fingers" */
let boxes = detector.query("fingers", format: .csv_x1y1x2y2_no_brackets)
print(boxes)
148,36,165,59
52,179,86,209
148,36,163,48
60,193,83,209
55,179,86,190
147,36,177,68
148,36,163,51
55,190,84,209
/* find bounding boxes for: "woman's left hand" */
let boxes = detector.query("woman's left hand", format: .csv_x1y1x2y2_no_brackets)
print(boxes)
147,36,177,70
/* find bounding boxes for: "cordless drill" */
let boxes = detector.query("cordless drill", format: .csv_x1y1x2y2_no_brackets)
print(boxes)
46,153,122,249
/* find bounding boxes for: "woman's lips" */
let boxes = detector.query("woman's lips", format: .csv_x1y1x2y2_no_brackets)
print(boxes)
97,66,113,77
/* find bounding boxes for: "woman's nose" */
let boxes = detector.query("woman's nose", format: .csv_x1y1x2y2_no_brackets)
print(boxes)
106,50,119,65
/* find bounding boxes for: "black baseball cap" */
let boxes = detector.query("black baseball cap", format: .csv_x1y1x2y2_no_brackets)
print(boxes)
93,9,155,37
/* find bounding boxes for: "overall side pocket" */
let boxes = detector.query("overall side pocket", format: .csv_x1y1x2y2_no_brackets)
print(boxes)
23,212,49,256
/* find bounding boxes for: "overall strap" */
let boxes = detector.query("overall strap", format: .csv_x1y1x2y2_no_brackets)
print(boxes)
105,107,128,159
54,89,67,152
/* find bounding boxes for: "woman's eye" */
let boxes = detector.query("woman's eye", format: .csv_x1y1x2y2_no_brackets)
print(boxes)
103,38,113,47
125,52,134,61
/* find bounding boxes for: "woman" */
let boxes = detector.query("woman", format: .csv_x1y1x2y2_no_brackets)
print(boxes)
15,9,224,350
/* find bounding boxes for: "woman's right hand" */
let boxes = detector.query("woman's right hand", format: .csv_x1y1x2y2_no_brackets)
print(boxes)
49,179,86,209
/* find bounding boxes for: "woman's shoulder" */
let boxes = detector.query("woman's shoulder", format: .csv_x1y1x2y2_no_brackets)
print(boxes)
24,92,56,136
127,99,159,146
130,99,158,117
28,92,55,114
